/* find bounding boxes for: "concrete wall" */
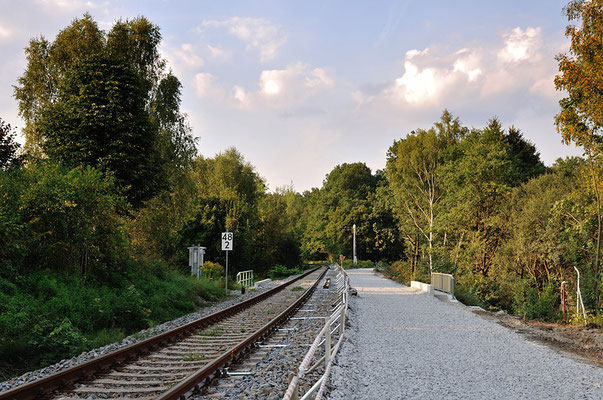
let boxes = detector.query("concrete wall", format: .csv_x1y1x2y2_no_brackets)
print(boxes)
411,281,434,295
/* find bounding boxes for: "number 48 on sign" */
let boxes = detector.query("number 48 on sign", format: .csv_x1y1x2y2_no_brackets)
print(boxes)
222,232,233,251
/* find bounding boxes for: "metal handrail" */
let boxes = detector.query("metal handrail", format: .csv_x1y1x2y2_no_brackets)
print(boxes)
574,266,588,324
237,270,254,287
283,264,350,400
431,272,454,296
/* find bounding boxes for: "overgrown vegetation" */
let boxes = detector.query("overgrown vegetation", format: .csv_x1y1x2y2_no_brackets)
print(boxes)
267,265,304,279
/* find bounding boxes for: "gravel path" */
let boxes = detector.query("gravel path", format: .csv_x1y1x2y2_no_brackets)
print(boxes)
328,269,603,399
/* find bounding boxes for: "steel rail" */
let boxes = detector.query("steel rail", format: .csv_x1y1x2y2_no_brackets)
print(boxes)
0,267,324,400
156,266,328,400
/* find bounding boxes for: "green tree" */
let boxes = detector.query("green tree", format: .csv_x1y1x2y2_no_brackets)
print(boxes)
504,126,547,183
257,189,303,268
441,119,514,278
493,165,579,313
176,149,268,274
14,14,104,155
299,162,399,262
321,163,376,258
555,0,603,306
386,111,464,273
13,14,196,185
367,182,405,262
37,56,161,206
192,148,266,208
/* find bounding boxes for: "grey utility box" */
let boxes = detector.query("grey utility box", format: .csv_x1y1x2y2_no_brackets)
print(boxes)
188,245,206,278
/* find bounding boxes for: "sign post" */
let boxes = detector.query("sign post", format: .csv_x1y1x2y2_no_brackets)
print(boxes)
353,224,357,265
222,230,233,294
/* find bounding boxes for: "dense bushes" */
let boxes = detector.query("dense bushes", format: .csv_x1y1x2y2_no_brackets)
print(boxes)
0,162,127,280
513,280,560,321
267,265,304,279
0,265,225,376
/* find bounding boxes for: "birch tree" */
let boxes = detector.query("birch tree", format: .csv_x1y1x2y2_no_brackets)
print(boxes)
386,111,463,273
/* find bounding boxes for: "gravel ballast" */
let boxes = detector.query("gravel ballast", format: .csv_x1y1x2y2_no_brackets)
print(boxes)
328,269,603,399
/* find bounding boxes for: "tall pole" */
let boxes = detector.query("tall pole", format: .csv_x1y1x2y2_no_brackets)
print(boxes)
353,224,357,265
225,229,229,294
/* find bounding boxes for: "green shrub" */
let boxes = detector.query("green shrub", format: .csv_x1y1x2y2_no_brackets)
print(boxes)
454,285,486,308
201,261,225,280
375,260,410,284
268,264,303,279
513,279,560,321
411,269,431,284
28,319,88,366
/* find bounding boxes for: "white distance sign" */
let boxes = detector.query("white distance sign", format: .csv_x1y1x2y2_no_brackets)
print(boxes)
221,232,233,251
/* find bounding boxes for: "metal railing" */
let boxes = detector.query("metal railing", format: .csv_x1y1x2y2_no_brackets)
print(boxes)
431,272,454,297
236,270,254,288
283,264,350,400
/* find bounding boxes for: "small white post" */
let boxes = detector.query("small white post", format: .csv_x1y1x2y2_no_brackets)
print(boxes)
353,224,357,265
325,317,331,367
340,301,346,335
574,266,588,324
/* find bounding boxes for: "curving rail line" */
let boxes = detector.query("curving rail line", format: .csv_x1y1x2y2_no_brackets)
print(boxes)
0,266,328,400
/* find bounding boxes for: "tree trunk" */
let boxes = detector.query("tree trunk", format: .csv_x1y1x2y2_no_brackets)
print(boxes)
428,231,433,274
413,232,419,275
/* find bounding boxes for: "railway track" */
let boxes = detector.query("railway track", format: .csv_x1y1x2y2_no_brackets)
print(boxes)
196,266,343,400
0,267,328,400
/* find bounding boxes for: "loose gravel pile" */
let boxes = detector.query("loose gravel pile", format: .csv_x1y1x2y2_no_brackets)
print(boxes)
0,276,296,394
328,269,603,400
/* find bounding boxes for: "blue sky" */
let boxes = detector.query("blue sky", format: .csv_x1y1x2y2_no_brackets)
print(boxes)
0,0,582,191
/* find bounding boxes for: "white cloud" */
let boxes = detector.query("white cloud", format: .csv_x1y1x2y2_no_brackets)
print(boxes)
201,17,286,62
227,63,336,109
194,72,214,97
233,85,250,107
172,43,204,69
530,74,558,98
305,68,334,89
0,24,12,41
260,71,282,95
453,49,482,82
371,25,553,108
207,44,229,61
394,61,443,103
498,27,542,63
389,48,476,105
257,63,335,104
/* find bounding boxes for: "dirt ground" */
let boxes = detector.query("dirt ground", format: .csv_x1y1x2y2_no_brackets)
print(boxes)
471,308,603,367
